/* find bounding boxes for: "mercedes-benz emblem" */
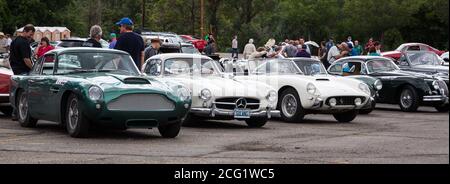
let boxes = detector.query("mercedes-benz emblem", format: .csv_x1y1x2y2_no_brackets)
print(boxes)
235,98,247,109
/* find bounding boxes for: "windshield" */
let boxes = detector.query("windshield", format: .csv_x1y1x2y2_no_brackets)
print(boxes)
293,59,327,75
366,59,399,73
181,46,200,54
56,52,140,75
254,59,302,75
407,52,441,66
163,58,219,76
58,40,85,48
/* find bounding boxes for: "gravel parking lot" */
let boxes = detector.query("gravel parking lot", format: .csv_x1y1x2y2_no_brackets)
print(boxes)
0,104,448,164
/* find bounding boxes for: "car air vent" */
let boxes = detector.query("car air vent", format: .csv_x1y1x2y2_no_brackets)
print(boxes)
123,78,151,85
316,78,330,81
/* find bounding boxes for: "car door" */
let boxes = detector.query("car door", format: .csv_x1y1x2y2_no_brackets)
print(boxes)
27,57,45,118
31,54,58,121
42,54,60,121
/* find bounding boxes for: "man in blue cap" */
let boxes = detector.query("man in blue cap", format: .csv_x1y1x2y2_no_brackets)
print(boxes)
114,17,145,68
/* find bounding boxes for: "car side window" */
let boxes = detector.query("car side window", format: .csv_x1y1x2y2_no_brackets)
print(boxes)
407,46,420,51
42,55,56,75
145,59,162,76
30,57,44,75
420,45,430,51
328,63,343,75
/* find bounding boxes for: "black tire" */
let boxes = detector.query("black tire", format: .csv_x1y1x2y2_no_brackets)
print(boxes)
0,106,13,116
435,104,449,113
333,110,359,123
245,118,268,128
65,94,90,138
17,91,38,127
278,88,305,123
399,86,420,112
359,101,376,115
158,122,182,138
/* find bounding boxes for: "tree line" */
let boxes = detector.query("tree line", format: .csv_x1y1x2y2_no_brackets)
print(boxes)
1,0,448,51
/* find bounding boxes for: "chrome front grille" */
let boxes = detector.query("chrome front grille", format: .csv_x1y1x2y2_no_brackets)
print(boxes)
437,80,449,97
214,97,260,110
107,94,175,111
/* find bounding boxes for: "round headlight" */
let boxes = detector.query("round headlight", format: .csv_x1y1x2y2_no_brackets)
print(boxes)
88,86,103,101
359,83,371,95
267,90,278,103
432,81,440,90
354,98,362,106
177,87,191,101
307,83,317,95
374,79,383,91
329,98,337,107
200,89,212,101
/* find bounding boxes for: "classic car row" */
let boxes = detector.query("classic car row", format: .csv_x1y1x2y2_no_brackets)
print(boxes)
2,47,448,139
222,51,448,113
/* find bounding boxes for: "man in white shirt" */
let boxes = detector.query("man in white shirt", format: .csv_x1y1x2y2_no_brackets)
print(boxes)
327,42,350,64
243,39,256,59
231,35,239,59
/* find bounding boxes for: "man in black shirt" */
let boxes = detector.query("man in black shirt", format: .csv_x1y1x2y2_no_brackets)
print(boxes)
9,24,35,120
114,18,145,69
10,24,35,75
9,24,36,75
83,25,103,48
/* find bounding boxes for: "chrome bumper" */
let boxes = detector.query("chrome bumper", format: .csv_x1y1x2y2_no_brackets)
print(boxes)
423,95,449,103
191,108,280,119
310,97,369,110
0,93,10,104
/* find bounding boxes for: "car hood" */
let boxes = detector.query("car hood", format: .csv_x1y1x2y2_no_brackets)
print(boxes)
302,75,367,96
410,65,449,74
65,72,172,93
371,70,434,79
166,75,274,98
345,75,378,86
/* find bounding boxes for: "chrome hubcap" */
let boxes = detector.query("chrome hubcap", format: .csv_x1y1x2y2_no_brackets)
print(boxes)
68,99,79,130
18,93,28,121
282,94,297,118
401,90,413,108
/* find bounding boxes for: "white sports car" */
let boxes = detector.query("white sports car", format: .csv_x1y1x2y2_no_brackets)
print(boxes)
142,54,279,127
227,58,372,123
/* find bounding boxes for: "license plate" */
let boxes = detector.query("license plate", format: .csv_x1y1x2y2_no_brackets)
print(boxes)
234,109,250,119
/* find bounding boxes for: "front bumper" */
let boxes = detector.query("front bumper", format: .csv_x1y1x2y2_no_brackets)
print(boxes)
191,107,280,119
307,96,369,113
0,94,10,105
422,95,449,105
83,100,190,129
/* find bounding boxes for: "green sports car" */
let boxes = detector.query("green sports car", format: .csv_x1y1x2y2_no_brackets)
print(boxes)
10,48,191,138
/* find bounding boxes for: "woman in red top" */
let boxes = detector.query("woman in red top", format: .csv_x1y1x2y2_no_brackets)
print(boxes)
34,37,55,59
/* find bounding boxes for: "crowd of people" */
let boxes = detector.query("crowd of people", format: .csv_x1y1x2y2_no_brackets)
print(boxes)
234,35,384,69
4,16,385,77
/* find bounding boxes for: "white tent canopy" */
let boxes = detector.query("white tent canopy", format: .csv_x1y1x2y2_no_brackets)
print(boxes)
16,26,71,33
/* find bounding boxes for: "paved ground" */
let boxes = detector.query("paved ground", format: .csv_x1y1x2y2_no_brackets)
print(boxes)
0,104,448,164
